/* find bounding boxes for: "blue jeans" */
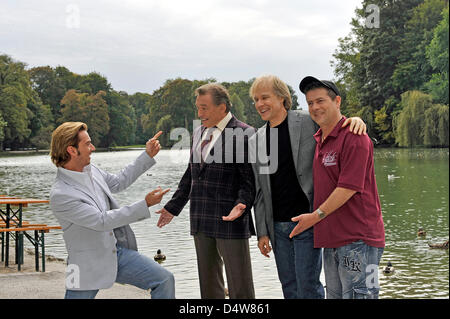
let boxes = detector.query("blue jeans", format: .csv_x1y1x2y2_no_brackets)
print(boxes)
273,222,325,299
323,240,384,299
65,245,175,299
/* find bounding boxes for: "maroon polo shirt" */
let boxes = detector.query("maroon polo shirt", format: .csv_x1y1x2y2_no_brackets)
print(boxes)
312,117,385,248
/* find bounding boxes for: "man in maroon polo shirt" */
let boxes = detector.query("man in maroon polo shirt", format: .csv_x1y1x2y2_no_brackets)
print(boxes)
289,76,385,299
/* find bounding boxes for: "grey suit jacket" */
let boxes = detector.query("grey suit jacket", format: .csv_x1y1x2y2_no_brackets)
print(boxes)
50,151,155,290
250,110,318,248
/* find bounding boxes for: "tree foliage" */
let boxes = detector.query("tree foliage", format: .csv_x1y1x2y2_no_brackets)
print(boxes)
0,54,36,149
425,6,449,104
3,0,448,153
60,89,109,146
332,0,449,147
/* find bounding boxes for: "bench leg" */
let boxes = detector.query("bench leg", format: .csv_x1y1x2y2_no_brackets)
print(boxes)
35,230,39,271
1,232,4,262
41,231,45,272
16,231,21,271
5,228,9,267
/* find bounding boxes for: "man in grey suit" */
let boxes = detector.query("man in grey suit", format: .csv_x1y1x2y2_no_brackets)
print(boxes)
49,122,174,299
249,75,365,299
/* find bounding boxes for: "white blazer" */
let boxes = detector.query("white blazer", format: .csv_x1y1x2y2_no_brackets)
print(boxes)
50,151,155,290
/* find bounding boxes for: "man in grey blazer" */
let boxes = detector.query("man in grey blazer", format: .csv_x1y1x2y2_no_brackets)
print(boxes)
49,122,174,299
249,75,365,299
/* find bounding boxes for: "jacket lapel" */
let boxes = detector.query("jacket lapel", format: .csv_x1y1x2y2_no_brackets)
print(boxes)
92,174,116,208
56,169,104,212
288,110,302,173
255,124,272,199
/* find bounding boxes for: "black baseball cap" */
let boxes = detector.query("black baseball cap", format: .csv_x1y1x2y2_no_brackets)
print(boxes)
299,76,340,96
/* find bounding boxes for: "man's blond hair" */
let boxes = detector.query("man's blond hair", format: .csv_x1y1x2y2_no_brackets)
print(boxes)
50,122,87,167
249,75,292,110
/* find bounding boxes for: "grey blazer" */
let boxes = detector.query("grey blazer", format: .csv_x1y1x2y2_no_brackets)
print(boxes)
50,151,155,290
250,110,318,248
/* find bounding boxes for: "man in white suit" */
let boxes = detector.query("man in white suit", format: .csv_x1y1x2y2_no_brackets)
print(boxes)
49,122,175,299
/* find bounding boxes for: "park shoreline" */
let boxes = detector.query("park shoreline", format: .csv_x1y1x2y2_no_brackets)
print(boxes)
0,147,145,158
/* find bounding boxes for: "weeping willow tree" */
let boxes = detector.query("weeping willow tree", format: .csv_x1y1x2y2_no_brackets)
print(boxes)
424,104,449,147
395,91,431,147
395,90,449,147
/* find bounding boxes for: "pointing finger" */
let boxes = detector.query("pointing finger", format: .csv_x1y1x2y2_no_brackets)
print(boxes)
151,131,163,141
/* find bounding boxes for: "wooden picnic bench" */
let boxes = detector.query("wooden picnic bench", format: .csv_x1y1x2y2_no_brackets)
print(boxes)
1,221,48,263
0,225,62,272
0,198,50,268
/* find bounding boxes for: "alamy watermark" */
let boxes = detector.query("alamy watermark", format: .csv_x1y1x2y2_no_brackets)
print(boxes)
365,4,380,28
165,122,279,174
365,264,380,289
66,4,80,29
65,264,80,289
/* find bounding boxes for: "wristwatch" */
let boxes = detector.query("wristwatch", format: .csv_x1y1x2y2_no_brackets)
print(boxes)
316,208,326,220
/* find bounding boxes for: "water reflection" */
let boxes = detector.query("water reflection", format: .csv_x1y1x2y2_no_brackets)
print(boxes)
374,148,449,299
0,148,448,298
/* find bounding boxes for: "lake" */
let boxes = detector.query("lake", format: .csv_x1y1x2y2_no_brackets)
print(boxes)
0,148,448,299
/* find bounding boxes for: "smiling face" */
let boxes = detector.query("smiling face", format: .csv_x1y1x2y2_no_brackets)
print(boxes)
66,130,96,171
196,93,227,128
252,85,287,127
306,87,342,129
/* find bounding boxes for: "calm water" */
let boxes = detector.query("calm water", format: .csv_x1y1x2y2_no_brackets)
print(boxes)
0,148,448,299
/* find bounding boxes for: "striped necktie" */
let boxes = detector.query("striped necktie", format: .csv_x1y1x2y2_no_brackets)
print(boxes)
201,127,215,163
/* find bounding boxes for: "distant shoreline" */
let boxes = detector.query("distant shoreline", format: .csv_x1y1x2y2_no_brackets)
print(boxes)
0,147,144,158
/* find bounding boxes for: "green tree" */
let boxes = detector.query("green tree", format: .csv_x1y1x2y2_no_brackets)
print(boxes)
83,91,110,147
426,6,449,104
142,78,200,146
331,0,422,143
59,89,84,123
104,90,136,146
230,93,246,123
156,114,174,147
391,0,447,94
77,72,111,95
27,90,54,149
0,86,31,147
29,103,54,149
0,54,37,149
60,89,109,146
395,91,433,147
355,0,422,109
29,65,80,125
129,92,151,144
0,111,7,149
227,79,264,128
424,104,449,147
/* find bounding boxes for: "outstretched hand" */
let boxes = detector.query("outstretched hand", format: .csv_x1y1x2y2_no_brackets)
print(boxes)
289,212,319,238
222,203,246,221
155,207,174,228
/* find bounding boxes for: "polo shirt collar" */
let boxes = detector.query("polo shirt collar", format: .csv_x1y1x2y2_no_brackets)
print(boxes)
314,116,347,144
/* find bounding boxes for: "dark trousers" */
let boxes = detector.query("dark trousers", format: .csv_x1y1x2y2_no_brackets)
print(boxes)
193,232,255,299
